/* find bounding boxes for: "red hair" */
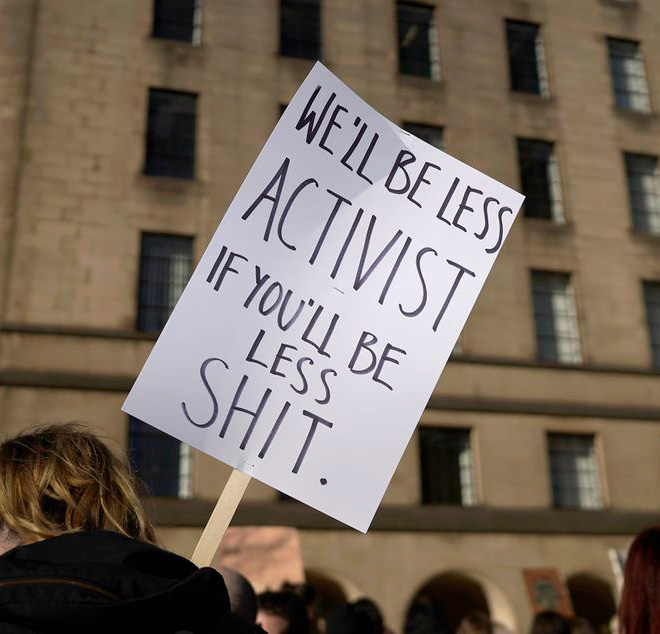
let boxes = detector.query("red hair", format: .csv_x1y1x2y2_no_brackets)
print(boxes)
619,527,660,634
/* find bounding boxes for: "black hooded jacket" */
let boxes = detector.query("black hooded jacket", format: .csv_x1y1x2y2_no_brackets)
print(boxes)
0,530,258,633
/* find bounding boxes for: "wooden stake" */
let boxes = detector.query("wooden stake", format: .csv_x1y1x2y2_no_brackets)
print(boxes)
191,468,252,567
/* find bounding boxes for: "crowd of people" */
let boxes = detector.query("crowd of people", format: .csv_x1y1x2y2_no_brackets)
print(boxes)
0,423,656,633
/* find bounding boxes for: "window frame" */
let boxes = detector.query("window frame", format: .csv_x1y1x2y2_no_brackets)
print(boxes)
279,0,322,60
530,270,583,365
607,37,652,113
402,121,444,151
151,0,203,45
517,137,565,222
624,152,660,235
396,1,441,81
127,415,193,498
419,426,479,506
144,87,198,180
546,432,604,510
505,19,550,97
643,280,660,369
136,232,194,333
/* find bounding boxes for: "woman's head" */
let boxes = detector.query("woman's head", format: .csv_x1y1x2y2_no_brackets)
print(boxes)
619,526,660,634
0,423,157,545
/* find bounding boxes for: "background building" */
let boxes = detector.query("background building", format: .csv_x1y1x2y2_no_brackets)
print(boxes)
2,0,660,631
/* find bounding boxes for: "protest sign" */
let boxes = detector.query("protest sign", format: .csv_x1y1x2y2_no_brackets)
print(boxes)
123,62,524,533
522,569,574,617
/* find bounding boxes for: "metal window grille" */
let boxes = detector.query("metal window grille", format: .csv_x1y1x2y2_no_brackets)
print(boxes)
547,433,603,510
518,139,564,222
152,0,202,44
397,2,440,80
280,0,321,60
643,282,660,369
531,271,582,364
137,233,193,332
506,20,549,96
145,89,197,180
625,153,660,234
403,122,444,151
127,416,193,498
608,38,651,113
419,427,477,506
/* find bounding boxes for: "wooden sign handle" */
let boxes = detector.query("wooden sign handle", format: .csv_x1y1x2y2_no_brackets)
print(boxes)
191,468,252,567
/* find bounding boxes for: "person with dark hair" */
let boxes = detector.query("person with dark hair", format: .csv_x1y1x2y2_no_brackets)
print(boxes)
458,611,493,634
570,617,595,634
530,611,571,634
218,566,259,625
257,590,310,634
619,526,660,634
326,598,385,634
0,423,259,633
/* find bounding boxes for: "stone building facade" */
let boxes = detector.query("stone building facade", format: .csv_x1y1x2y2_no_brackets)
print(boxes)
1,0,660,631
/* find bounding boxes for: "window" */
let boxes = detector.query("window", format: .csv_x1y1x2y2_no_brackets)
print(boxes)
547,433,603,509
624,153,660,234
505,20,549,96
145,89,197,179
531,271,582,364
403,122,444,150
137,233,193,332
128,416,193,497
152,0,202,44
517,139,564,222
419,427,477,505
397,2,440,80
644,282,660,368
280,0,321,60
607,38,651,113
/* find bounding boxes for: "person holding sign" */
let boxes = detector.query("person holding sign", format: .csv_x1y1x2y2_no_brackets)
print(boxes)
0,424,261,633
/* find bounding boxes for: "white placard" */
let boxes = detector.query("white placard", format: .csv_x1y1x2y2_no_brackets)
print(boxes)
123,63,523,532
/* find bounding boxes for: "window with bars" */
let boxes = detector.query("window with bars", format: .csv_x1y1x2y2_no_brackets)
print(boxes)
403,122,444,150
419,427,477,506
644,282,660,369
547,433,603,510
624,153,660,234
531,271,582,364
127,416,193,498
152,0,202,44
607,38,651,113
280,0,321,60
506,20,549,96
145,89,197,180
397,2,440,80
137,233,193,332
518,139,564,222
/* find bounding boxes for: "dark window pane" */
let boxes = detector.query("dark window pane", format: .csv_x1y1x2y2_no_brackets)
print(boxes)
624,153,660,234
531,271,581,364
137,233,193,332
127,415,181,497
145,88,197,179
403,122,443,150
607,38,651,112
280,0,321,60
518,138,561,220
398,2,437,79
547,433,602,509
152,0,201,43
644,282,660,368
419,427,476,505
506,20,543,95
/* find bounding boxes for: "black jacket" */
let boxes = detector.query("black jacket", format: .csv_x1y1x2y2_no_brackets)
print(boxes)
0,530,258,633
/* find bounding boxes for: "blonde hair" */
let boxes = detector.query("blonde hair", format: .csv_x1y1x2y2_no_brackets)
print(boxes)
0,423,158,545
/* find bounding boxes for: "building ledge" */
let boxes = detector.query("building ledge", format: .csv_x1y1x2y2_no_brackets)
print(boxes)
146,499,660,535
